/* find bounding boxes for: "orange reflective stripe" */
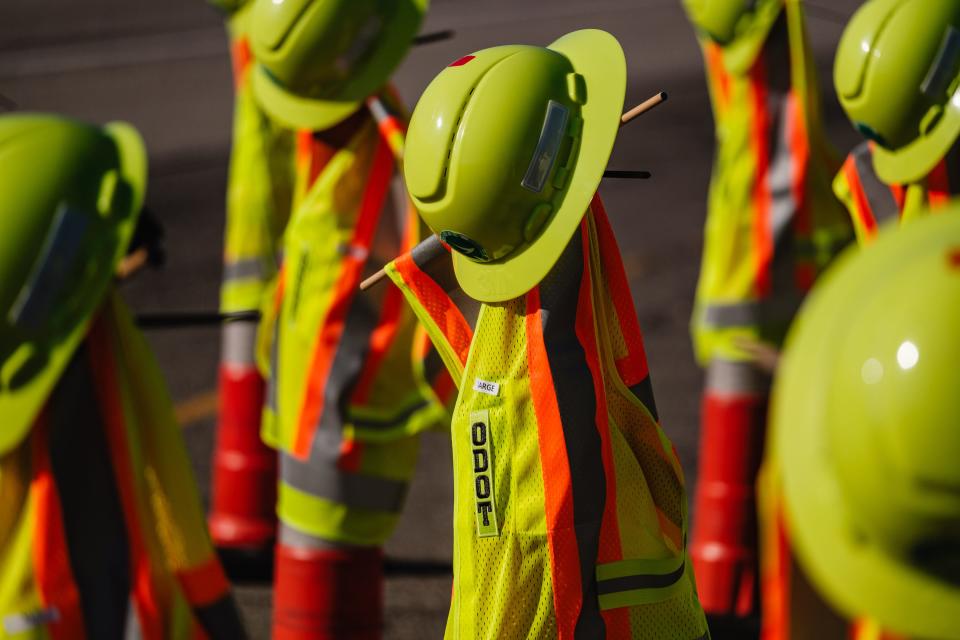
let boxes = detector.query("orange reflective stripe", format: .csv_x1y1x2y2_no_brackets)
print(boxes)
31,412,86,640
590,195,650,386
843,155,879,240
175,557,230,608
86,318,164,640
760,504,791,640
927,159,951,209
785,93,818,290
575,220,630,637
351,206,417,405
230,36,252,90
292,139,394,458
393,253,473,368
704,42,732,111
749,56,774,298
525,287,581,639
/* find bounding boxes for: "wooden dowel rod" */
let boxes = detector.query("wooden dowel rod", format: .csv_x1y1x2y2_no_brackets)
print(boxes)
620,91,668,127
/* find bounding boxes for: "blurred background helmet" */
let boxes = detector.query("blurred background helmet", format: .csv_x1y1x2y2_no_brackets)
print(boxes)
249,0,428,131
835,0,960,183
772,210,960,639
683,0,784,73
404,30,625,302
0,114,146,455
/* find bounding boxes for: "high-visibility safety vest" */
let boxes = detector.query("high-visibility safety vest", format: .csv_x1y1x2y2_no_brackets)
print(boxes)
833,140,960,245
0,293,243,640
257,97,450,546
219,7,296,315
690,0,852,365
385,197,709,639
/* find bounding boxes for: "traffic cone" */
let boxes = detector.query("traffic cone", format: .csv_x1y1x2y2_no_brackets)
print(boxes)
209,321,277,552
272,543,384,640
690,389,768,617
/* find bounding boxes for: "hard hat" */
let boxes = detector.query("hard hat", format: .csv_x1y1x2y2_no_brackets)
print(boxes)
835,0,960,184
404,29,626,302
683,0,783,74
249,0,427,131
0,114,146,455
771,209,960,639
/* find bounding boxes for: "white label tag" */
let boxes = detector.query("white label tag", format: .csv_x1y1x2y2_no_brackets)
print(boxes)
4,607,60,634
472,378,500,396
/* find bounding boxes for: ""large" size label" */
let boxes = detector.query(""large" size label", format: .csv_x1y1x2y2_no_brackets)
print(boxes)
470,410,499,538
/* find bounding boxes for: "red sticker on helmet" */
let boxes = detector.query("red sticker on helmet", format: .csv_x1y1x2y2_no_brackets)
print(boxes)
948,248,960,270
449,55,475,67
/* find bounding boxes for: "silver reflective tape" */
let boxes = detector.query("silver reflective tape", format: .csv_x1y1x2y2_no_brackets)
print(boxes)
222,258,264,283
9,204,90,329
221,319,258,366
706,358,769,395
922,25,960,98
769,101,797,243
3,607,60,634
281,452,408,513
521,100,569,193
279,523,354,550
124,597,143,640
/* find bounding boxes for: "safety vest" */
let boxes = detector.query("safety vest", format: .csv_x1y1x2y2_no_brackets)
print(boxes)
0,293,240,640
690,0,852,365
257,97,449,541
219,7,296,315
385,197,708,639
833,141,959,245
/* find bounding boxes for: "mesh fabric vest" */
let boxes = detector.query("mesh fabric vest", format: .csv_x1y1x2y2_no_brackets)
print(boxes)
257,104,448,546
387,197,709,639
690,0,852,364
0,293,241,639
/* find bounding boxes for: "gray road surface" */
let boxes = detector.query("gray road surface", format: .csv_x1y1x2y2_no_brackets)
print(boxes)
1,1,864,637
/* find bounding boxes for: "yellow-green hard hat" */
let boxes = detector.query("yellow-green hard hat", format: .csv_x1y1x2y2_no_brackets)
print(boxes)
249,0,427,131
0,114,146,455
404,30,626,302
835,0,960,184
771,210,960,639
682,0,783,75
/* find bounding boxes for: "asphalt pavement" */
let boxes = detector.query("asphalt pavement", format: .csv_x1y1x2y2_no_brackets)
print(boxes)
1,1,864,637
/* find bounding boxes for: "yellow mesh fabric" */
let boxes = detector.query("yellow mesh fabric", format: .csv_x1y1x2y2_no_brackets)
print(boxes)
390,203,707,638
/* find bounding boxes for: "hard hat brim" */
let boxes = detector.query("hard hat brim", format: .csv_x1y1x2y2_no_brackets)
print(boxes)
0,120,146,456
452,29,626,303
873,86,960,184
251,0,428,131
774,217,960,640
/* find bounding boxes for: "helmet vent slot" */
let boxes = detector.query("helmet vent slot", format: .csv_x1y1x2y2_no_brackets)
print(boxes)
922,25,960,98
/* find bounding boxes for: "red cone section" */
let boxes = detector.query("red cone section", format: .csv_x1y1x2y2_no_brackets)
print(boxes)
272,543,384,640
690,391,768,617
209,364,278,549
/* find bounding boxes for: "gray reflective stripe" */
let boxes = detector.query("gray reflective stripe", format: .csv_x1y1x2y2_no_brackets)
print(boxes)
596,562,686,596
852,143,899,225
124,598,142,640
220,319,258,366
351,399,431,431
706,358,769,395
702,296,800,329
768,98,797,247
222,258,265,283
279,523,355,550
281,452,408,512
539,230,606,639
3,608,60,634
